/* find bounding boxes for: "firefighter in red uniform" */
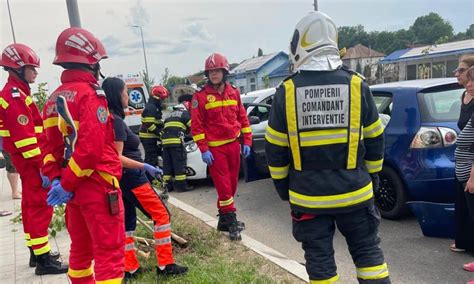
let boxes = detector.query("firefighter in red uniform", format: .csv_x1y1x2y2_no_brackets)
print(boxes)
191,53,252,241
0,43,68,275
43,27,125,284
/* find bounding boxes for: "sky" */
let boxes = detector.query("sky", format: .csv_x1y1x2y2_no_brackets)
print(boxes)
1,0,473,92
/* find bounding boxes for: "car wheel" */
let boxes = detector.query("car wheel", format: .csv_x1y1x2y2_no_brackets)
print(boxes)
374,166,410,220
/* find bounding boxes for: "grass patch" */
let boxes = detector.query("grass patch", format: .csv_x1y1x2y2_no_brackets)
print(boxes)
130,205,303,284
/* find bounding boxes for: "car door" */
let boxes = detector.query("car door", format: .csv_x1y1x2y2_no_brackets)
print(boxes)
242,103,272,182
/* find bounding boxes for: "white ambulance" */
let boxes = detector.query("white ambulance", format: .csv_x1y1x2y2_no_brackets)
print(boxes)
115,74,150,133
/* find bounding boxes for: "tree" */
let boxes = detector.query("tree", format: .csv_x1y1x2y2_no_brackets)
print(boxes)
140,70,155,94
31,82,49,111
409,12,453,44
356,61,362,74
258,48,263,57
453,24,474,41
363,64,372,83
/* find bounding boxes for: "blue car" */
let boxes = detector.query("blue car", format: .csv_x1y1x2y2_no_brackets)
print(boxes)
371,78,463,219
243,78,464,219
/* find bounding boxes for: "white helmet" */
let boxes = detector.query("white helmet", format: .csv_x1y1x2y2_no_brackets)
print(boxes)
173,103,186,110
289,11,341,72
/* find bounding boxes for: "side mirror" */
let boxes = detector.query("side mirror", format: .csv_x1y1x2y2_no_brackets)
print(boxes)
249,116,261,125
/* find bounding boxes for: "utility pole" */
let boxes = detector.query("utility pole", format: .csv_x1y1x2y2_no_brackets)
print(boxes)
6,0,16,43
313,0,318,11
132,25,150,78
66,0,81,27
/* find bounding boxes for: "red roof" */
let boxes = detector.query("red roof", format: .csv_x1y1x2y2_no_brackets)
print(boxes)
342,44,385,59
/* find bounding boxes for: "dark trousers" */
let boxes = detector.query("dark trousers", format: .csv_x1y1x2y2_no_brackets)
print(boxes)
141,138,161,167
292,205,390,283
162,146,188,190
454,178,474,251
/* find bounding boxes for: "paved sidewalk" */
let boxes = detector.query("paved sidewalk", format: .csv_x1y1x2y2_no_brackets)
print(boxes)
0,169,69,284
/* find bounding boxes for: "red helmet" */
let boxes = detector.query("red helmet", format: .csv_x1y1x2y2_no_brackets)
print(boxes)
53,27,107,65
0,43,40,69
151,85,169,100
205,53,229,73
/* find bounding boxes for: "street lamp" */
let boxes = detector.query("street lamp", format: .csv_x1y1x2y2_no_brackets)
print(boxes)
6,0,16,43
132,25,150,77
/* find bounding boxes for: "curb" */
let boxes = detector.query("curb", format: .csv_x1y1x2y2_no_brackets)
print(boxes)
168,196,309,282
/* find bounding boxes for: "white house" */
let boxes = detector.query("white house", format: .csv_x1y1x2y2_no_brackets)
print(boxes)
379,39,474,82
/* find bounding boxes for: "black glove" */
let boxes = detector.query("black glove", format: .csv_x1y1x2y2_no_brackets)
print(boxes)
371,173,380,192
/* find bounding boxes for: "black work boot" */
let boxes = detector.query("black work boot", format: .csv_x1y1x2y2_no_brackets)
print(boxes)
35,252,68,275
174,180,194,192
124,267,142,282
226,213,242,241
29,247,60,268
217,211,245,232
156,263,188,276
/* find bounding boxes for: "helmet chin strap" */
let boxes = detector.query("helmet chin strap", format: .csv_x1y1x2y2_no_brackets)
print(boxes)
13,67,29,85
88,63,104,79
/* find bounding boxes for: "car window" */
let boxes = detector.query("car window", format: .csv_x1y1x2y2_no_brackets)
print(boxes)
418,88,464,122
262,95,274,106
248,105,271,122
241,96,258,105
372,94,393,115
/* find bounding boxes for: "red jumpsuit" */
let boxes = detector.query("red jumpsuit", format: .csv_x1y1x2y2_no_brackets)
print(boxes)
42,69,124,284
0,75,53,256
191,83,252,213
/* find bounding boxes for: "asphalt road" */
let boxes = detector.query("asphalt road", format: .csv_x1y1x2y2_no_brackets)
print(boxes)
172,177,473,284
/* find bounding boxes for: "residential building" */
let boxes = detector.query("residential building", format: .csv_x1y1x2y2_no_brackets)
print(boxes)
379,39,474,82
341,44,385,84
227,51,289,94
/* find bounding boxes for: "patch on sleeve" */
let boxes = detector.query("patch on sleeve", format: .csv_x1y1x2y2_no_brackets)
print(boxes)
17,114,29,125
11,88,20,98
192,99,198,109
97,106,108,123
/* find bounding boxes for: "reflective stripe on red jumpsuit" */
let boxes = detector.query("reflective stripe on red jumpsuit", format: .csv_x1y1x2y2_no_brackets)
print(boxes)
0,75,53,255
42,69,124,284
191,83,252,213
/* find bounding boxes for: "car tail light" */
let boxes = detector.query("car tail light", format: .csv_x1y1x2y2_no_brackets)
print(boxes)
410,127,457,149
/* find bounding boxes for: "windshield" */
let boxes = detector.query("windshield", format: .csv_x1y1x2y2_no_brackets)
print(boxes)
241,96,258,105
418,87,464,122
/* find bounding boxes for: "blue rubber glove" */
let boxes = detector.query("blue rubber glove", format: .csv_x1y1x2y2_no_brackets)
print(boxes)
243,145,251,158
47,182,73,206
144,163,163,178
201,150,214,166
40,174,51,189
52,178,61,188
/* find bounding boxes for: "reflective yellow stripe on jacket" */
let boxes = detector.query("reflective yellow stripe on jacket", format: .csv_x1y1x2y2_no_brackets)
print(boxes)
299,129,348,147
347,75,362,169
68,157,94,178
364,118,383,138
265,126,288,147
14,137,37,148
164,121,187,130
205,100,237,110
268,165,289,179
193,133,205,141
289,182,373,209
208,138,237,147
284,79,301,170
